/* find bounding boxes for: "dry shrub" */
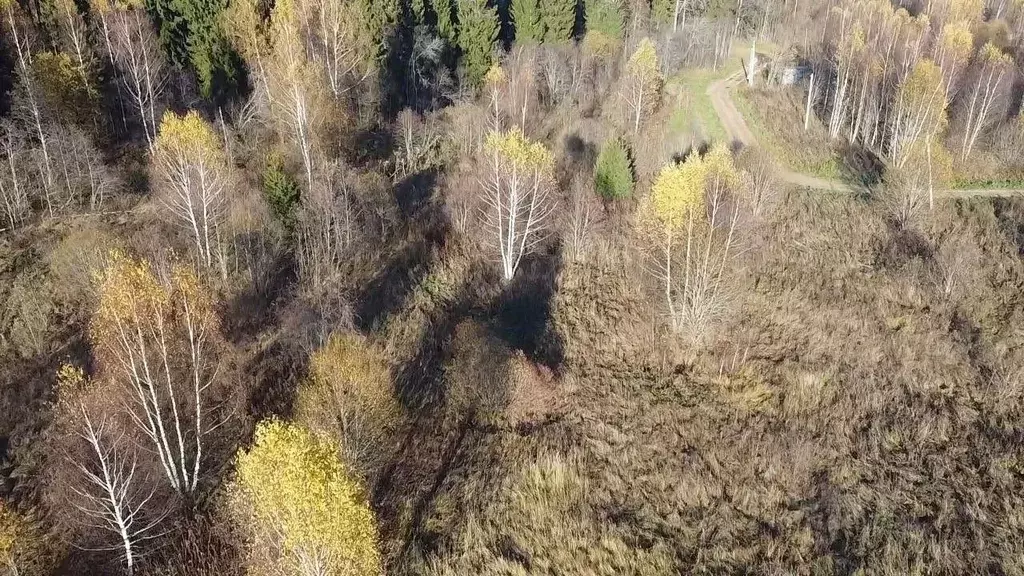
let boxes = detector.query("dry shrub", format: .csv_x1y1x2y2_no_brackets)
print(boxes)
424,452,673,576
0,501,53,575
2,268,54,358
294,332,400,477
47,224,120,317
547,256,664,373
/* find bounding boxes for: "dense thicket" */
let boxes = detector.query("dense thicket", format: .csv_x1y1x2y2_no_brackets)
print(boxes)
2,0,1024,574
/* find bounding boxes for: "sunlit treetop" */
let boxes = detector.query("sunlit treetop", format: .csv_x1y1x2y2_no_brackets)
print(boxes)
231,419,383,575
980,41,1012,66
647,152,707,233
94,250,168,338
939,21,973,64
0,502,47,576
486,127,554,172
483,64,507,88
627,38,662,82
945,0,983,23
702,143,739,191
156,110,223,161
32,51,95,118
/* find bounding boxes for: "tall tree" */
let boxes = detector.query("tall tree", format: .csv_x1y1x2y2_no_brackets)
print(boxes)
889,59,946,169
456,0,498,88
153,110,231,269
958,42,1012,161
40,0,96,90
481,127,556,281
540,0,575,42
106,1,168,152
228,419,384,576
173,0,237,99
623,37,662,134
92,252,225,498
511,0,543,43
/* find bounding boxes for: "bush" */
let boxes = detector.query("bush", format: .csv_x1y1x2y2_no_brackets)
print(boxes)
294,333,399,474
424,452,673,575
594,137,633,201
229,419,383,576
262,155,301,229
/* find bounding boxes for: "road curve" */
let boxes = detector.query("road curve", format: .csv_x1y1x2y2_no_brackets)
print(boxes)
705,74,1021,199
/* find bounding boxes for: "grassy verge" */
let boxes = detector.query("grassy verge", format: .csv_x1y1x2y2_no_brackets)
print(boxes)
731,86,844,181
666,69,727,145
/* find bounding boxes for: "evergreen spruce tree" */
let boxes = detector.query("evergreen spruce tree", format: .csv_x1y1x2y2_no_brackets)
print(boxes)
585,0,623,42
511,0,544,43
456,0,498,87
650,0,674,27
434,0,458,42
173,0,238,99
594,137,633,200
540,0,576,43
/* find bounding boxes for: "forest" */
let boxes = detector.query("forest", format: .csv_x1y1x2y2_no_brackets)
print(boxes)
3,0,1024,572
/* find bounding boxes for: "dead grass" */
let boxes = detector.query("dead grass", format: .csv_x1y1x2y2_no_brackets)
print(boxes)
398,191,1024,575
733,85,844,181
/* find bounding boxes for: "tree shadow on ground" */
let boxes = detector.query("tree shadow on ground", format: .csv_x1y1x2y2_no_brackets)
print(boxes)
493,245,565,371
354,169,447,332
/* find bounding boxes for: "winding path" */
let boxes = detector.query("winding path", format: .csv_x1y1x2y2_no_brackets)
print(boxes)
705,72,1021,199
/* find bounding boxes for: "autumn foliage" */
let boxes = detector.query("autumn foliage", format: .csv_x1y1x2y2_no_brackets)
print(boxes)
229,419,383,576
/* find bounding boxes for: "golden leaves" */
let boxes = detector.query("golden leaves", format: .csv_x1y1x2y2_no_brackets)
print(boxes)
485,127,554,172
939,21,973,64
644,144,738,234
93,251,217,352
155,110,223,162
231,419,383,575
483,64,507,87
297,333,398,437
627,38,662,84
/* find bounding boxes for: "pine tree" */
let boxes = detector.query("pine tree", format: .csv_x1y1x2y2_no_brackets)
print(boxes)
456,0,498,88
583,0,623,54
172,0,238,100
594,137,633,200
434,0,457,42
512,0,544,43
650,0,673,26
262,154,301,230
540,0,575,43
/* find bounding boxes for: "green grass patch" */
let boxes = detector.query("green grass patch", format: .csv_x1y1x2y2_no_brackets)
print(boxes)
732,86,844,181
666,69,728,145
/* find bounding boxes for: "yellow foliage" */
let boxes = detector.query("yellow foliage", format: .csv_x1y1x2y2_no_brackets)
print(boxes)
32,51,94,120
945,0,983,23
94,250,167,338
485,127,554,172
582,30,620,56
980,41,1012,66
899,59,945,111
0,503,47,576
646,153,707,233
155,110,223,162
93,251,215,350
231,419,383,576
296,332,399,441
939,21,973,64
483,64,506,87
627,38,660,81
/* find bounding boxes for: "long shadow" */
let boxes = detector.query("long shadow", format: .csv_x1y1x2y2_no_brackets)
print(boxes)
493,244,565,371
244,338,308,422
354,169,447,332
221,242,297,346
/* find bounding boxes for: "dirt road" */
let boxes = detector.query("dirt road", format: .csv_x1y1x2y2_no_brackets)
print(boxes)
705,75,1021,199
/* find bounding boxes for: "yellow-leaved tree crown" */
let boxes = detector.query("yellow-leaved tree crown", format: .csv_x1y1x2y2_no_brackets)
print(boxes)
230,419,383,576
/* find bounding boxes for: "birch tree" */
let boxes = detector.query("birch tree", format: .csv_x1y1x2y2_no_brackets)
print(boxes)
889,59,947,169
154,111,231,270
70,410,164,576
295,0,375,100
480,127,556,281
642,144,741,345
2,0,61,217
228,419,383,576
106,2,166,152
41,0,96,90
0,120,30,230
958,43,1012,161
93,252,224,498
623,38,662,135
